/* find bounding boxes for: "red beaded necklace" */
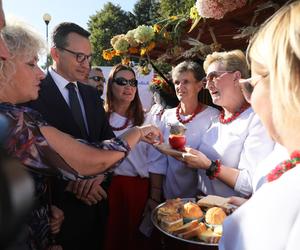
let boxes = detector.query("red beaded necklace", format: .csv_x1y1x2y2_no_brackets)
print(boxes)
176,103,203,124
267,150,300,182
109,114,130,131
219,103,250,124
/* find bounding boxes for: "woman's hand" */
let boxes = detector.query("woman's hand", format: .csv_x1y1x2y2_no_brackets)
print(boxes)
180,147,211,169
137,125,163,144
228,196,248,207
50,205,64,235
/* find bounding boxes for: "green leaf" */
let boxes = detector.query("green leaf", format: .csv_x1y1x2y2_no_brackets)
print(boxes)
188,17,201,33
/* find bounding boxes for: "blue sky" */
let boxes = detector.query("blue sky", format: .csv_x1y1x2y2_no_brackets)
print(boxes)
3,0,136,39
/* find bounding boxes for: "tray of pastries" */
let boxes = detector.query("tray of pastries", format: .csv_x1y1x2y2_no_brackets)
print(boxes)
151,196,237,246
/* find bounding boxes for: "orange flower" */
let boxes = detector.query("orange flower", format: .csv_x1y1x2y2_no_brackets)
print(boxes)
115,50,122,56
128,47,139,54
121,57,130,66
102,50,113,61
147,41,156,51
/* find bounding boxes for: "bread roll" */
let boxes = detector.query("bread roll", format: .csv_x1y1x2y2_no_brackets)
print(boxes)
205,207,227,225
182,202,203,219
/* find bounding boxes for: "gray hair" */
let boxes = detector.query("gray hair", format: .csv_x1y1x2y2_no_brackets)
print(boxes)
0,19,45,83
172,60,205,82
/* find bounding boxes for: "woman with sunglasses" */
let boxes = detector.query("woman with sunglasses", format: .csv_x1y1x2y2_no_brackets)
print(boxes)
181,50,274,198
220,2,300,249
0,22,162,250
104,64,156,250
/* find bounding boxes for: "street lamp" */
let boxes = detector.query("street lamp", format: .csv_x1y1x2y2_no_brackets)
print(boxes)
43,13,51,69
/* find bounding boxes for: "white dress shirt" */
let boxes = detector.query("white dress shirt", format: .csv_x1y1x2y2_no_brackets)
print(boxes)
149,106,220,199
49,68,89,133
219,164,300,250
197,107,274,197
252,143,289,192
109,112,154,178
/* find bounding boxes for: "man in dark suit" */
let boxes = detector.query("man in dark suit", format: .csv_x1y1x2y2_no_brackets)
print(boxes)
26,22,114,250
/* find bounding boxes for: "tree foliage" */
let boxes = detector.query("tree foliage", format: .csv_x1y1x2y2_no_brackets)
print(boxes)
159,0,195,18
132,0,160,26
87,2,135,66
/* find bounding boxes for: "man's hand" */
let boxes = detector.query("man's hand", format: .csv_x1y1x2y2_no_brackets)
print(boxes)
65,175,107,205
49,205,64,235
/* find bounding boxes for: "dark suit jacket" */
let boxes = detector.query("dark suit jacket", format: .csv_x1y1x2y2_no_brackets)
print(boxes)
26,73,115,250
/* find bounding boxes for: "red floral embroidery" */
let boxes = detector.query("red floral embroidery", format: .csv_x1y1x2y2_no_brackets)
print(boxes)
267,150,300,182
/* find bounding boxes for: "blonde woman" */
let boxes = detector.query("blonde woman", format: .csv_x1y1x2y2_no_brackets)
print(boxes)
0,22,161,250
182,50,274,198
220,2,300,249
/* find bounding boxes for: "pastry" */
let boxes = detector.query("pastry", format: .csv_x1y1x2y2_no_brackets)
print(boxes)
205,207,227,225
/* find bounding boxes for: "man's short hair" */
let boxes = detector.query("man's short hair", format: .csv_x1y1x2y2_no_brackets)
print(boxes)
52,22,90,48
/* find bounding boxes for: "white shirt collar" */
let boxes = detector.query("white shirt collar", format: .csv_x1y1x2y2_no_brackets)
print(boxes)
49,67,78,91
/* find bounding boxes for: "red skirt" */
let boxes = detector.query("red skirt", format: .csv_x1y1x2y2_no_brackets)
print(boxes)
104,175,150,250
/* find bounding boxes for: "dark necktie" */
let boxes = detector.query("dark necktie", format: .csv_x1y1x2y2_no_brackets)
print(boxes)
66,83,88,139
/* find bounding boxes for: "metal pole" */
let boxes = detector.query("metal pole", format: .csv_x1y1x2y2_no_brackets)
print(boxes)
45,21,49,70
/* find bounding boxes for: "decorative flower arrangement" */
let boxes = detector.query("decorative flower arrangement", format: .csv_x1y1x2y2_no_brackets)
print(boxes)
149,75,174,95
195,0,247,20
102,24,159,74
134,25,155,44
102,0,255,74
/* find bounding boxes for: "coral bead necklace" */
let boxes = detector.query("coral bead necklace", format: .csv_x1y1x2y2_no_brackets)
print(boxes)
176,103,203,124
219,103,250,124
109,113,130,131
267,150,300,182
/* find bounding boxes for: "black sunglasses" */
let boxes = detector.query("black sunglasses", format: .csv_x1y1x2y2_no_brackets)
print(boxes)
89,76,105,83
58,47,92,63
114,77,138,87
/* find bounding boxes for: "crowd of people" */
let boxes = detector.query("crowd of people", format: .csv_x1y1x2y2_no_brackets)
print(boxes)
0,0,300,250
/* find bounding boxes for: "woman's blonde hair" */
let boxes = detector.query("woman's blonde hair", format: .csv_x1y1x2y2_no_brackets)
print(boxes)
0,19,45,86
247,1,300,134
203,49,249,78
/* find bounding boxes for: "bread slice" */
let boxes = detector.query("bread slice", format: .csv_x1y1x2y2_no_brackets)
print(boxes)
160,214,183,232
179,222,207,240
198,228,221,244
197,195,231,210
172,219,199,235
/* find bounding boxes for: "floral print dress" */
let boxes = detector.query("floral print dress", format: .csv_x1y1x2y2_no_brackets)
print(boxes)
0,103,130,250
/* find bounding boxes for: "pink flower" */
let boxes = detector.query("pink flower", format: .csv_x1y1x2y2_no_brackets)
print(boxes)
196,0,247,20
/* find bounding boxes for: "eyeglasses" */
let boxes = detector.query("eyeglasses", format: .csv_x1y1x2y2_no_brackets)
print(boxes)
202,71,235,88
239,74,268,102
89,76,105,83
58,47,92,63
114,77,138,87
